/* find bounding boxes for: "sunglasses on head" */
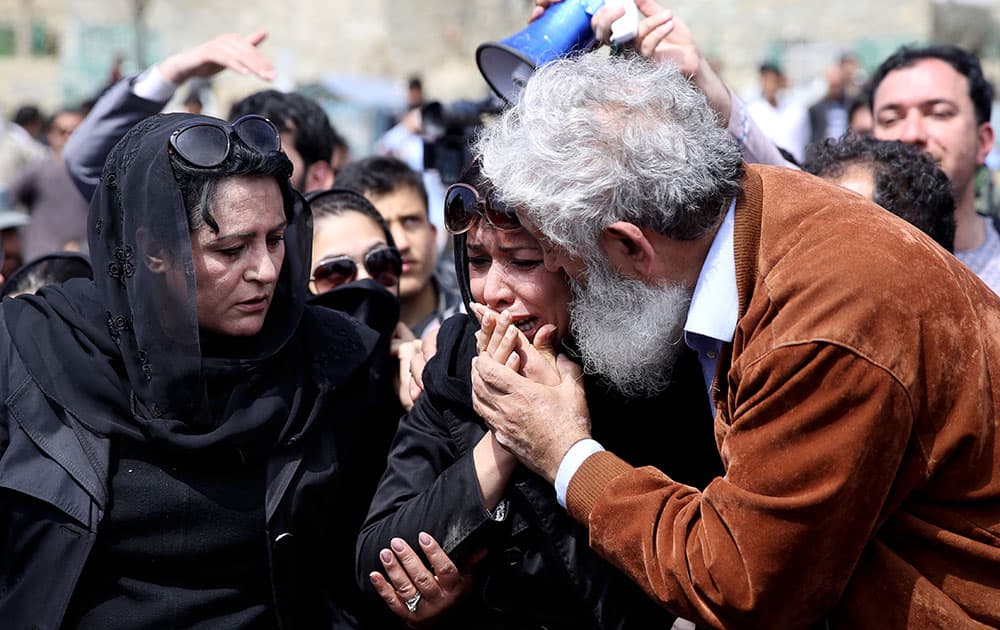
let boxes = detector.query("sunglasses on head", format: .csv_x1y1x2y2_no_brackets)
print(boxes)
310,245,403,294
444,183,521,235
168,114,281,168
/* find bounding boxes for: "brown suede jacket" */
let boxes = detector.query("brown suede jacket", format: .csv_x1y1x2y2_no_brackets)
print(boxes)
566,164,1000,629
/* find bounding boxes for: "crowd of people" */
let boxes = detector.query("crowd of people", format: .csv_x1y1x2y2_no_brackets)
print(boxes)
0,0,999,628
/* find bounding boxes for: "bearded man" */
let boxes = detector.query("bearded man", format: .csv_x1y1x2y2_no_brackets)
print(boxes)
471,53,1000,629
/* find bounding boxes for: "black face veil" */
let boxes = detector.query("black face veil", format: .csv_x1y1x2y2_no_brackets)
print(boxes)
4,113,313,451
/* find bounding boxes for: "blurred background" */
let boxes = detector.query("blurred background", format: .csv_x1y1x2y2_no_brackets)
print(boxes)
0,0,997,156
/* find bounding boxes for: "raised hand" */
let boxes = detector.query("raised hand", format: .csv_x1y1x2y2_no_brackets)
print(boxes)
157,31,276,85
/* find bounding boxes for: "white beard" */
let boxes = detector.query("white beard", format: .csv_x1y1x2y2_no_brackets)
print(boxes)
569,261,692,398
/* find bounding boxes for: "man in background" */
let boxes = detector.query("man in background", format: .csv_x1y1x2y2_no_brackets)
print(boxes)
9,108,90,260
336,156,461,338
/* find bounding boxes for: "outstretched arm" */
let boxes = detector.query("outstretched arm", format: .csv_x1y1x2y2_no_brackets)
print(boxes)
64,31,275,201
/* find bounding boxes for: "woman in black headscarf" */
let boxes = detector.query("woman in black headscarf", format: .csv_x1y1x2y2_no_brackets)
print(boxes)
0,113,392,629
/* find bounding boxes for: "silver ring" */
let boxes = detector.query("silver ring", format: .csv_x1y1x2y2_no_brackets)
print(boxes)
405,592,421,613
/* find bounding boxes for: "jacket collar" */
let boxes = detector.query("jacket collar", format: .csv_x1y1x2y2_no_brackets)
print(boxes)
733,163,764,320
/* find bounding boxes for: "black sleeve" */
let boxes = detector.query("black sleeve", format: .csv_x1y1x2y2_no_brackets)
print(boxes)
355,318,504,591
354,390,501,582
63,75,168,202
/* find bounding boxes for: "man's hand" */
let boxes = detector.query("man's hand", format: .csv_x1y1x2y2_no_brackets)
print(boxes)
532,0,733,126
157,31,276,85
471,352,590,483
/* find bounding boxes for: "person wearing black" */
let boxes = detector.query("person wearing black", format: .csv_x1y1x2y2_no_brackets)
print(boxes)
0,112,392,628
356,166,723,628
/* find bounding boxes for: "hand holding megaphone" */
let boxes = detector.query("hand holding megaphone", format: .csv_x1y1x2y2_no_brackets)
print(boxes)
520,1,734,126
479,0,701,104
591,0,700,74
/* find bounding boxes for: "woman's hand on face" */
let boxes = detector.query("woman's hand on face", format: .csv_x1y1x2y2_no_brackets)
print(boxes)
471,304,560,386
471,303,560,387
369,533,478,627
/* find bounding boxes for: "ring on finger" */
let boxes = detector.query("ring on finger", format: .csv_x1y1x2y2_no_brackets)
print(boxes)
405,592,422,613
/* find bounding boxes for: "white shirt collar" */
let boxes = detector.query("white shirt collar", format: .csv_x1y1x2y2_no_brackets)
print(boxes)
683,199,739,344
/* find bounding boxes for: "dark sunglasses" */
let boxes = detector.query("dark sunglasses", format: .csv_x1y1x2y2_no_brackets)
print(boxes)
310,246,403,294
168,114,281,168
444,183,521,235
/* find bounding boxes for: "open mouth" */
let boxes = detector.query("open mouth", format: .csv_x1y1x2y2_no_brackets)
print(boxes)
512,316,538,338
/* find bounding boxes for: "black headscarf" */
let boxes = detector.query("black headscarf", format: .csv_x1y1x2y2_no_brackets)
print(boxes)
3,113,314,453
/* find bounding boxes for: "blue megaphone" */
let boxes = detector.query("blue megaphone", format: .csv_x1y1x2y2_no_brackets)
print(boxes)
476,0,605,104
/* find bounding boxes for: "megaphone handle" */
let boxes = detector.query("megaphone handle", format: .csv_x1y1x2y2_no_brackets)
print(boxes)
608,0,639,45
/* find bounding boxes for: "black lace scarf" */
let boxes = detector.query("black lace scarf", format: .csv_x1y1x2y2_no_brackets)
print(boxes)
3,113,314,453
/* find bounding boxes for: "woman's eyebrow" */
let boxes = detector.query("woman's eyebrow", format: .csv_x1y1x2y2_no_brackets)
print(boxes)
209,220,288,243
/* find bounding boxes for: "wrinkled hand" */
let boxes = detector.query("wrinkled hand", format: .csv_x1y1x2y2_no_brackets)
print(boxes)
369,533,478,627
158,31,276,85
472,352,590,483
470,303,560,386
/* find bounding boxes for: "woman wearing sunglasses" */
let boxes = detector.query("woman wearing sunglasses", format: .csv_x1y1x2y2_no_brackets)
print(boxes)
305,188,417,419
0,113,394,629
356,163,722,628
307,188,403,297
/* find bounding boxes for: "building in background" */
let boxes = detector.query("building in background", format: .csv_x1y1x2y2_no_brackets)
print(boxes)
0,0,996,156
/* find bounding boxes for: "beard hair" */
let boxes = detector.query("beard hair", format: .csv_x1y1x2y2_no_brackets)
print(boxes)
568,259,692,398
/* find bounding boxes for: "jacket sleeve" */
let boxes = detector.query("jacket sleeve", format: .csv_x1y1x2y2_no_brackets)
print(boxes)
355,391,500,589
565,343,913,629
63,75,168,202
726,88,799,169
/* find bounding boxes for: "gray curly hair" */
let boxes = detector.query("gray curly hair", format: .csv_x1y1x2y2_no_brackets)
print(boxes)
475,53,743,261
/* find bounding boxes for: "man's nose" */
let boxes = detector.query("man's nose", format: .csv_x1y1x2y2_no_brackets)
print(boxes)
898,110,928,146
390,224,410,252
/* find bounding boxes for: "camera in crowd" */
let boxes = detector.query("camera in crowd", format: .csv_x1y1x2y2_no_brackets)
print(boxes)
421,97,504,185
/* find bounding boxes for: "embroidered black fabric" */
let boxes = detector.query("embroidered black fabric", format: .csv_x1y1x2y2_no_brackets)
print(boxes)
3,113,315,452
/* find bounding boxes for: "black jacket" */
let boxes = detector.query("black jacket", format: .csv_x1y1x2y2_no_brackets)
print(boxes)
0,305,392,630
357,315,723,629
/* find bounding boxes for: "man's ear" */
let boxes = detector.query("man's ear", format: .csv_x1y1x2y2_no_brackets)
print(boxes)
305,160,335,192
600,222,656,279
136,227,169,273
976,122,995,166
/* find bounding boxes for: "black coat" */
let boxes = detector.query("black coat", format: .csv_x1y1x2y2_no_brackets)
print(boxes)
357,315,723,629
0,305,392,630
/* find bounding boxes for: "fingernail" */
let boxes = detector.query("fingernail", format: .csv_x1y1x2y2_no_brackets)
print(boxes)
391,538,405,552
369,572,380,584
419,532,432,546
380,549,392,563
